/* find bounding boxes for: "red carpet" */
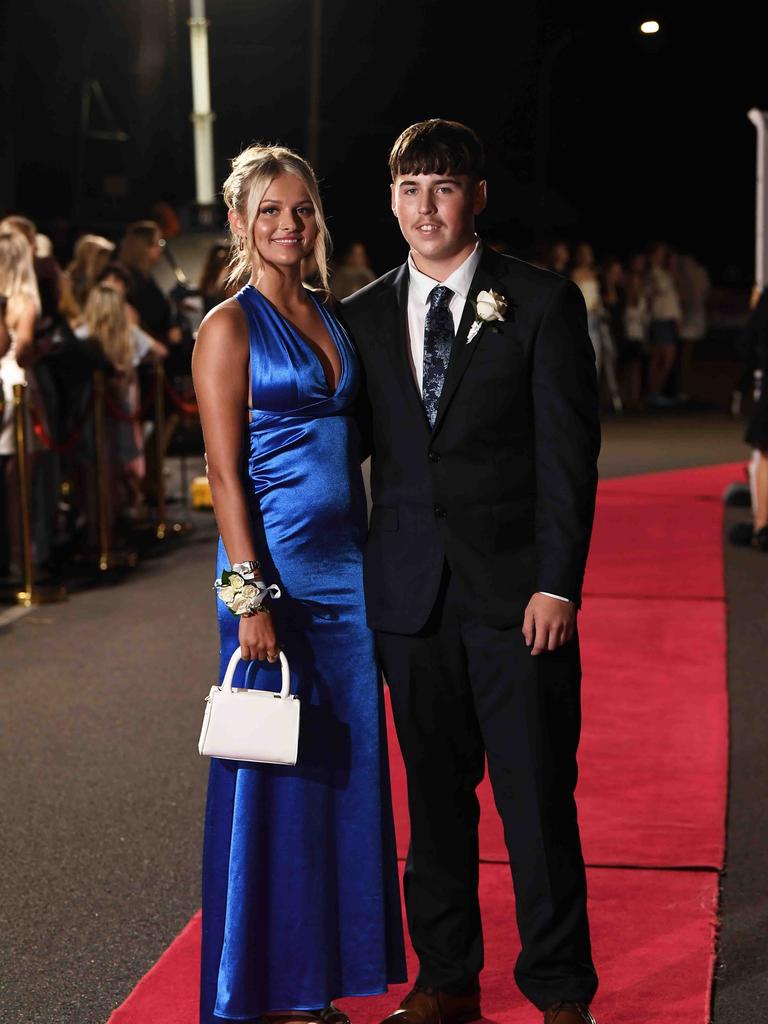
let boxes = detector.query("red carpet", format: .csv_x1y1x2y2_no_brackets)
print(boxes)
584,461,744,600
108,462,734,1023
598,461,745,499
108,867,719,1024
388,597,728,869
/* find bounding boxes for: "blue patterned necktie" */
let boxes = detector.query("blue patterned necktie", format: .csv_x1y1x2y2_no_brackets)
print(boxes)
422,285,455,427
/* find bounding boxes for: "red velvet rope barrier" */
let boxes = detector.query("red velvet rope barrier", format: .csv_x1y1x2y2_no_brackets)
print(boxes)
104,382,157,423
28,400,91,455
164,377,199,415
24,368,197,452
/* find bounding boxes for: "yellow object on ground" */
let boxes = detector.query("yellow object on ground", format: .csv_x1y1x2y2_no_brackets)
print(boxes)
191,475,213,509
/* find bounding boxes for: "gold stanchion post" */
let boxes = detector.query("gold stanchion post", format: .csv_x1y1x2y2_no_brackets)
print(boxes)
154,361,167,539
152,362,187,541
12,383,66,606
92,370,111,570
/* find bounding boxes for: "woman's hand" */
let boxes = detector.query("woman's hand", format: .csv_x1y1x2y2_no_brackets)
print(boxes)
238,611,280,663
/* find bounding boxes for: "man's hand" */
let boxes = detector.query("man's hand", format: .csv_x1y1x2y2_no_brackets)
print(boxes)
522,593,576,656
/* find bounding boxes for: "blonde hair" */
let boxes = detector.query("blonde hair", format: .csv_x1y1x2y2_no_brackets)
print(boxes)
222,144,331,291
0,228,41,313
67,234,115,307
0,215,36,245
82,284,135,374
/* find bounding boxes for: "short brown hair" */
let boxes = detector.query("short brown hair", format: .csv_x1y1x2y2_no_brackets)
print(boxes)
388,119,485,181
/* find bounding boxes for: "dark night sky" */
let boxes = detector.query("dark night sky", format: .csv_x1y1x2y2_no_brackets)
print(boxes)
1,1,766,282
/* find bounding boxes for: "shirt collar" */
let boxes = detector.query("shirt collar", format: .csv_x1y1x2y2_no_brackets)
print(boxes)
407,239,482,305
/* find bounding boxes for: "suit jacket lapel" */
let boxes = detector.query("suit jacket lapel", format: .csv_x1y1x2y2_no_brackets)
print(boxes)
431,250,504,435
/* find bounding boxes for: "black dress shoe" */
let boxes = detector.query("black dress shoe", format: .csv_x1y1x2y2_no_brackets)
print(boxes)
729,521,755,546
378,984,482,1024
543,1003,596,1024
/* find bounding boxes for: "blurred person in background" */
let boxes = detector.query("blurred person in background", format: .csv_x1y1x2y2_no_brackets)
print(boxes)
572,242,621,411
118,220,185,500
730,286,768,551
532,238,570,275
600,255,626,357
66,233,116,311
0,227,51,576
571,242,604,371
645,241,682,405
117,220,180,345
198,242,234,313
675,250,711,402
74,284,165,523
329,240,376,299
545,238,571,275
0,294,11,572
1,215,63,324
621,253,650,410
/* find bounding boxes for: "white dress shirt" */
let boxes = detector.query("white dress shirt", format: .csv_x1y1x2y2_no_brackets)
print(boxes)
405,241,570,606
406,241,482,393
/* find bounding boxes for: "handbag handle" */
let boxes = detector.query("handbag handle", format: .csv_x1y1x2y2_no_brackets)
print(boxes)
222,647,291,699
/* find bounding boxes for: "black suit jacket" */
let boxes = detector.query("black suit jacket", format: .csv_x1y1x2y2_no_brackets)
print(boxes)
340,245,600,634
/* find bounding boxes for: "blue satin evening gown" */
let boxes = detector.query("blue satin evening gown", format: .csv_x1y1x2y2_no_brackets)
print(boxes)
200,284,406,1022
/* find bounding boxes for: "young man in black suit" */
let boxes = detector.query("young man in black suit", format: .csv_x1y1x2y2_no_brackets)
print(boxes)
341,120,601,1024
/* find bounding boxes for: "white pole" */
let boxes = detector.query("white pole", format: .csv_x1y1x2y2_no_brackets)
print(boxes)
748,108,768,288
307,0,322,168
188,0,216,206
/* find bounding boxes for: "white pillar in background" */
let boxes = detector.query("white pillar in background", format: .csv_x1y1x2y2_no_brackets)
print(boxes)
188,0,216,206
307,0,322,168
748,108,768,288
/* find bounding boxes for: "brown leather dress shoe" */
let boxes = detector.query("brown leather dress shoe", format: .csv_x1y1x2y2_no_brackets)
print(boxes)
378,985,482,1024
543,1003,596,1024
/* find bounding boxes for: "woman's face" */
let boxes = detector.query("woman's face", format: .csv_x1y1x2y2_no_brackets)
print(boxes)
246,172,318,275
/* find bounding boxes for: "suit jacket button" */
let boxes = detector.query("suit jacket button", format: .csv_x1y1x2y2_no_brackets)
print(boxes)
433,505,447,518
428,451,441,463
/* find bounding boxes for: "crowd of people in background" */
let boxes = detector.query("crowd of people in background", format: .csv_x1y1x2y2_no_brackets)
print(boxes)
528,238,712,413
0,216,190,582
2,210,766,585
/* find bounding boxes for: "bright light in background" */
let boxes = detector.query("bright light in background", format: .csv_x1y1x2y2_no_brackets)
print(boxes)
640,20,661,34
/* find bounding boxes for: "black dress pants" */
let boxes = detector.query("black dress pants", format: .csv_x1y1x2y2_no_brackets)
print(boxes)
375,567,598,1011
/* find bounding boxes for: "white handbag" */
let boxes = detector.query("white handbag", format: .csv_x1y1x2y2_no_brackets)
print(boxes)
198,648,300,765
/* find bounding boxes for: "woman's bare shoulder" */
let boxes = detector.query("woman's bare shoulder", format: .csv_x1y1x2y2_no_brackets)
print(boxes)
196,296,248,350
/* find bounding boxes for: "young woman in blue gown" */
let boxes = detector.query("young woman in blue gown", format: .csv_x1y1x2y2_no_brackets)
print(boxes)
192,145,406,1024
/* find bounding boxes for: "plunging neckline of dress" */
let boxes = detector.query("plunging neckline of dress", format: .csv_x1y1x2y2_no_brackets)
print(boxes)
247,284,344,398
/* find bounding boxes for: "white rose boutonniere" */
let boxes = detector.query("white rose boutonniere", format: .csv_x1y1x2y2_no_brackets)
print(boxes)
467,289,508,344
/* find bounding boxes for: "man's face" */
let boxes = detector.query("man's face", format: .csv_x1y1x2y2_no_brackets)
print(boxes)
391,172,486,264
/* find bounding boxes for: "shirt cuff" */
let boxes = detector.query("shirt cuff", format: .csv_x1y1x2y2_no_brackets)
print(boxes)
538,591,571,603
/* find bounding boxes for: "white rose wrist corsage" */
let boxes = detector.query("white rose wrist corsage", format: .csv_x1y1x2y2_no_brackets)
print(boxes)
466,289,508,344
214,569,282,616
